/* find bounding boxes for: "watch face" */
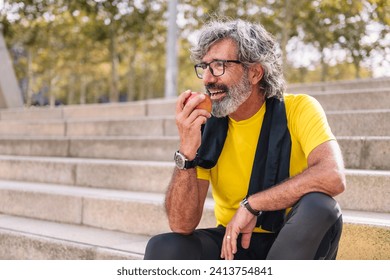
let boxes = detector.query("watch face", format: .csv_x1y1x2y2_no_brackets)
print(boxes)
174,152,186,169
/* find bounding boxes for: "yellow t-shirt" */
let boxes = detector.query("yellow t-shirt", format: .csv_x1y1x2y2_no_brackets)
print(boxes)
197,93,335,231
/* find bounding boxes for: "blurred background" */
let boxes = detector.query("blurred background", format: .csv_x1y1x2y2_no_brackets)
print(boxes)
0,1,389,260
0,0,389,106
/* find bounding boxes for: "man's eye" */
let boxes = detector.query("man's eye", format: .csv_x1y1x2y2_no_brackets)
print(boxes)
213,61,224,68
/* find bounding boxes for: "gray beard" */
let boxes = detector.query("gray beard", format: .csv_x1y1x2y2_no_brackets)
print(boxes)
211,72,252,118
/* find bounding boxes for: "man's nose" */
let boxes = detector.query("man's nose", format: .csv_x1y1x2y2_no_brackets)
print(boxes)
202,67,217,85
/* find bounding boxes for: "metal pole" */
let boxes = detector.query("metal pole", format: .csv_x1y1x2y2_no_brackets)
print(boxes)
164,0,178,99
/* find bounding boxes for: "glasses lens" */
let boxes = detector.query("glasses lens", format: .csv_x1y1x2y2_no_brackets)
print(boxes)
210,61,224,76
195,61,226,79
195,65,205,78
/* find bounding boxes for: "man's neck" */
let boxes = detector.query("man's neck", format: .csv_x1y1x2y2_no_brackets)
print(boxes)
229,90,266,122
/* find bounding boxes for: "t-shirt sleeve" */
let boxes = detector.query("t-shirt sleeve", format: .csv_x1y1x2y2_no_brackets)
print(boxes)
196,166,211,181
288,94,336,158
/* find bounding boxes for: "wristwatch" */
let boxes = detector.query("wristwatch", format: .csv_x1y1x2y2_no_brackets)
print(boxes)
240,196,262,216
174,151,198,170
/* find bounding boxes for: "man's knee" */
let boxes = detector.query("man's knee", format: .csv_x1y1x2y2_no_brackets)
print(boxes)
144,234,168,260
266,193,343,259
284,192,343,242
144,232,200,260
293,192,341,225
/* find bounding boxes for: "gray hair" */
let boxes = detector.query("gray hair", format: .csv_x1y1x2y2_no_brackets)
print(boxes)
191,19,285,99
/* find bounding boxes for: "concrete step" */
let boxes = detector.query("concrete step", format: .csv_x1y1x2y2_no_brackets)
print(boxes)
287,77,390,93
0,166,387,234
2,79,389,122
337,169,390,213
1,175,386,237
0,214,148,259
0,156,388,210
66,117,177,137
0,155,174,193
311,88,390,111
338,136,390,170
0,77,387,261
0,99,176,121
0,117,177,137
3,88,390,123
0,119,66,136
0,107,64,121
0,109,388,137
327,109,390,136
0,212,388,260
61,98,176,118
0,78,390,123
0,180,215,236
0,136,180,161
0,136,389,170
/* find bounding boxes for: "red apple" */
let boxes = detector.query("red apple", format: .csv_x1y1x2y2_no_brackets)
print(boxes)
184,92,212,113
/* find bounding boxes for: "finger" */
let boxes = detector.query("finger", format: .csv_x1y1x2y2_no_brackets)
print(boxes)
221,232,230,259
241,232,252,249
225,232,234,260
179,107,210,131
227,230,240,259
220,238,225,259
231,232,238,255
191,112,209,127
176,90,192,114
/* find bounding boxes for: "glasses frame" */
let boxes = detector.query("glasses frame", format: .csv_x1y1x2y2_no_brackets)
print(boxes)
194,59,242,79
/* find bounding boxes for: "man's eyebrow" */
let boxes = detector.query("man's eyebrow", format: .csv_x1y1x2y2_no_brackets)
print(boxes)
200,58,223,63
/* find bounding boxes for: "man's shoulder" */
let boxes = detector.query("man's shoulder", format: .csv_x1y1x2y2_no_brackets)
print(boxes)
283,93,316,107
284,92,324,110
283,93,325,121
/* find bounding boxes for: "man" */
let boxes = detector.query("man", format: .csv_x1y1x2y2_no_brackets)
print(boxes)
144,19,345,260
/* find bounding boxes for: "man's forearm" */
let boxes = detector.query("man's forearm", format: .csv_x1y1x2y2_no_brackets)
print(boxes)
165,168,205,234
248,141,346,212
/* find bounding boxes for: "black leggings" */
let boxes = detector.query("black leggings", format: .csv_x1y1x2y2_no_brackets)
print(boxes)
144,192,343,260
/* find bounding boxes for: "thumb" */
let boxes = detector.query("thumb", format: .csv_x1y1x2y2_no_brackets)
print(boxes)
241,232,252,249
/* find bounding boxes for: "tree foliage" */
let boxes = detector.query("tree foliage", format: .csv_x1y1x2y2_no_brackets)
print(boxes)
0,0,388,105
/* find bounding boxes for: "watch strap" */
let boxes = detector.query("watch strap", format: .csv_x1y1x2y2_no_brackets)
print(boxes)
184,155,198,169
240,196,262,216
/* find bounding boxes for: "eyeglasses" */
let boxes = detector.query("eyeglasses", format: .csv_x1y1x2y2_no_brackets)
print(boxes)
194,59,242,79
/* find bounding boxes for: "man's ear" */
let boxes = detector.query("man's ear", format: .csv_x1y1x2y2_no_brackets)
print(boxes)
249,64,264,85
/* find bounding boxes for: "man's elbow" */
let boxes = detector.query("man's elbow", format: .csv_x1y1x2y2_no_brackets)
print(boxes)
330,169,346,196
169,223,195,235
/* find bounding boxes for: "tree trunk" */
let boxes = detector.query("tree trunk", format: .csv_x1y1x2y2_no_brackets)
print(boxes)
26,48,33,107
320,51,328,82
139,61,147,100
281,0,292,76
127,43,138,101
48,69,55,108
67,74,75,105
353,58,361,79
80,77,87,105
298,67,308,83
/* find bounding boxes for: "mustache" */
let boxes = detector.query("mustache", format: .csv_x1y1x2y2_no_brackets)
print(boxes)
205,83,228,94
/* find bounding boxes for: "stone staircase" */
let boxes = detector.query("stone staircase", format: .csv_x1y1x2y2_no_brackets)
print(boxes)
0,77,389,260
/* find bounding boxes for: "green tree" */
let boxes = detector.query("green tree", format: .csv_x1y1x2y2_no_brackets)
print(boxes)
1,0,388,105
